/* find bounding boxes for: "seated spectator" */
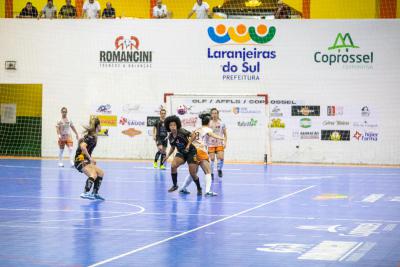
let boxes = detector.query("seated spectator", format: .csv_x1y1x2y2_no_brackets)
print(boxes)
39,0,57,19
83,0,101,19
102,2,116,19
153,0,168,19
18,2,38,18
59,0,77,18
274,0,291,19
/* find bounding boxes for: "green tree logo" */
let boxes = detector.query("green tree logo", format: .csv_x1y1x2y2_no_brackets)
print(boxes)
328,33,359,51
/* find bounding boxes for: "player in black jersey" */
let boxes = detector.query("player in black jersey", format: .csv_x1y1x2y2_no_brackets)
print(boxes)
162,115,202,195
74,117,105,200
153,108,168,170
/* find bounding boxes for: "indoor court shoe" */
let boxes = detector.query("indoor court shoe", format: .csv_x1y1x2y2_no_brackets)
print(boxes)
168,185,179,192
58,162,64,167
80,192,95,200
197,188,203,196
70,160,75,167
218,170,223,177
159,164,166,170
93,194,105,201
179,188,190,194
205,191,218,197
153,162,158,169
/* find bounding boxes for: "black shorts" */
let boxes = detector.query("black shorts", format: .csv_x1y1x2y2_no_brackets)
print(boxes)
74,159,89,173
156,138,168,147
175,148,198,164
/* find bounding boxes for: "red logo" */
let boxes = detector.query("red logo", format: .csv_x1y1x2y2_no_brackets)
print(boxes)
115,36,139,50
353,131,362,140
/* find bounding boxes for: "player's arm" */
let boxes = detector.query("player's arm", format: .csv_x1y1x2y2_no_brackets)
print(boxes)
71,124,80,140
163,145,176,163
208,131,224,140
56,123,61,139
185,131,196,151
223,127,227,148
80,142,95,164
153,126,157,141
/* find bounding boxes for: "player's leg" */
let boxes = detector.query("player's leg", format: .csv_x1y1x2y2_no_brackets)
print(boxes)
208,147,216,180
66,138,74,167
153,142,162,168
80,164,97,199
58,139,65,167
92,165,105,200
216,148,225,178
159,143,167,170
169,155,185,192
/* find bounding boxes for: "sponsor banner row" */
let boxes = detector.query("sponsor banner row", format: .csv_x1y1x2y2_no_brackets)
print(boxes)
273,129,378,141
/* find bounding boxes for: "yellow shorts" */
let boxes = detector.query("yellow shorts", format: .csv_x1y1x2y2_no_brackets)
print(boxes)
208,146,224,153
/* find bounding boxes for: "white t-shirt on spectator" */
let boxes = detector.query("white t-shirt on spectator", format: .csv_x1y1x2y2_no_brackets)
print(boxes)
83,1,100,19
42,5,57,18
192,2,209,19
153,5,167,18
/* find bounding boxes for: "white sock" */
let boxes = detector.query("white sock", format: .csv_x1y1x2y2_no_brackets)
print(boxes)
58,149,64,163
68,148,73,162
180,175,192,190
205,173,212,193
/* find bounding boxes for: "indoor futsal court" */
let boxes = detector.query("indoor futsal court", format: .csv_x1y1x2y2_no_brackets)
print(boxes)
1,0,400,266
0,159,399,266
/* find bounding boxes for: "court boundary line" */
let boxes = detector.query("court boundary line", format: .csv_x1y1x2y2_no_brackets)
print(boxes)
87,185,316,267
1,157,399,168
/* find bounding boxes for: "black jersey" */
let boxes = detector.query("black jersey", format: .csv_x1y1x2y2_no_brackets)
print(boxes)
168,128,196,154
75,134,97,162
155,119,168,139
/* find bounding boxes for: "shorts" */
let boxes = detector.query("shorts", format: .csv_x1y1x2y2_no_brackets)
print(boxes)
74,154,88,173
156,138,168,148
175,148,198,164
58,137,73,149
208,146,224,153
196,148,209,162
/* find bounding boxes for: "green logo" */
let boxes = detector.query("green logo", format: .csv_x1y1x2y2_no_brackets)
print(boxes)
328,33,359,51
300,118,311,128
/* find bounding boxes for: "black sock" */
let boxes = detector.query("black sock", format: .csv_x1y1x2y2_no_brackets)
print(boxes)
160,153,166,165
93,176,103,194
171,172,177,186
154,151,161,162
85,177,95,193
193,176,201,191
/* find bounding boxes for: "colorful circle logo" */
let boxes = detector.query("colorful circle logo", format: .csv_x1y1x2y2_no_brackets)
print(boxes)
208,24,276,44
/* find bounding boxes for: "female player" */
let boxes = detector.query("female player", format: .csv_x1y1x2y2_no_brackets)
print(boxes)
179,113,224,196
153,108,168,169
162,115,203,195
56,107,79,167
208,108,227,179
74,117,105,200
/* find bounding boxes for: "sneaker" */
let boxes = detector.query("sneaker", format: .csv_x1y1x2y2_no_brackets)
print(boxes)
197,187,203,196
168,185,179,192
153,162,158,169
58,162,64,167
205,191,218,197
159,164,166,170
80,192,94,200
211,173,214,180
93,193,105,201
218,170,223,178
179,188,190,194
70,160,75,167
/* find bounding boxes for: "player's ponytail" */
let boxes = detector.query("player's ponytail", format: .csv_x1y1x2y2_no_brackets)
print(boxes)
83,116,101,135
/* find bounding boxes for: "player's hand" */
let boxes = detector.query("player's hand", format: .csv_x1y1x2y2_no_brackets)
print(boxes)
90,158,96,165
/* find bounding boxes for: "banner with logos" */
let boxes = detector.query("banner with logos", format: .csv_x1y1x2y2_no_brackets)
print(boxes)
168,95,268,161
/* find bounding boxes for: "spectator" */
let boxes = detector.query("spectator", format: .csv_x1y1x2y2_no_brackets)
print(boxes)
39,0,57,19
102,2,116,19
83,0,100,19
187,0,211,19
18,2,38,18
274,0,291,19
152,0,168,19
59,0,77,18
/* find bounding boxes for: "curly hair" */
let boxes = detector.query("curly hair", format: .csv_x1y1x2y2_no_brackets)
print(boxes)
164,115,181,132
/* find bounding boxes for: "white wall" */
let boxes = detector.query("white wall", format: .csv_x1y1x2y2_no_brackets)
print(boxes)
0,19,399,164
